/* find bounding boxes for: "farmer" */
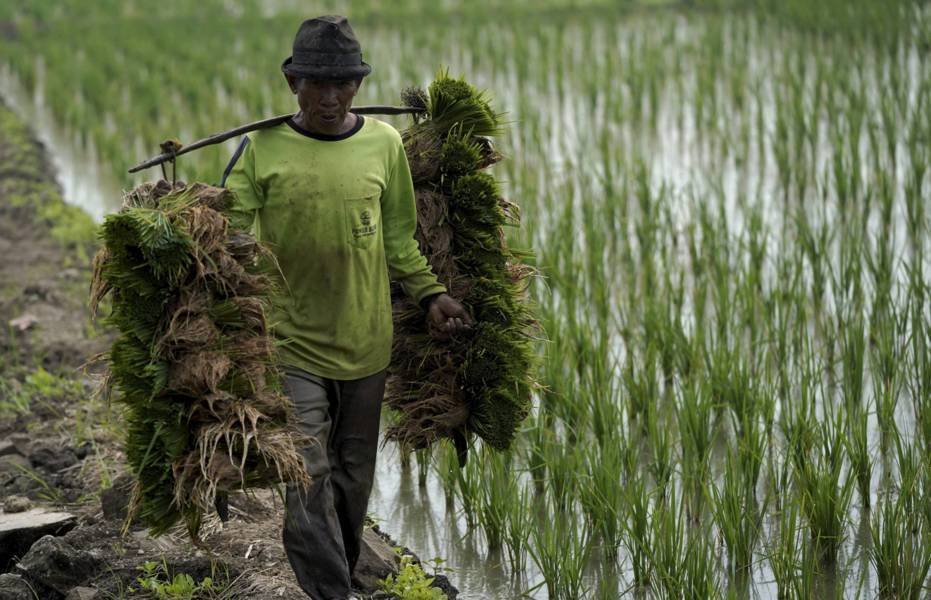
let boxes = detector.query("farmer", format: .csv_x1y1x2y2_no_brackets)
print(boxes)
222,15,471,600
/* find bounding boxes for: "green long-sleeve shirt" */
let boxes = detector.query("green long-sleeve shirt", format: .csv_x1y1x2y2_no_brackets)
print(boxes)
223,116,445,379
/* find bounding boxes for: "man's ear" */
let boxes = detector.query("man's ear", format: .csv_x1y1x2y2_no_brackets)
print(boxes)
285,73,300,94
354,78,363,94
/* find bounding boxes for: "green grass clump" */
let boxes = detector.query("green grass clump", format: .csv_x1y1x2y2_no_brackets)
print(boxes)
427,70,501,138
440,135,482,177
379,554,446,600
91,181,308,538
450,173,507,227
134,559,248,599
711,451,765,574
387,70,535,453
0,367,84,417
461,322,532,449
527,503,592,600
794,413,854,565
871,491,931,599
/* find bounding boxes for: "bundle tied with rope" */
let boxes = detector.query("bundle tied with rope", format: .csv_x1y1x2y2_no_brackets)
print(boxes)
90,180,309,539
387,70,538,455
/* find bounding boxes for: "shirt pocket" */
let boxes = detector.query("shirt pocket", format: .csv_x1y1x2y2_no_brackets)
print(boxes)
344,194,381,250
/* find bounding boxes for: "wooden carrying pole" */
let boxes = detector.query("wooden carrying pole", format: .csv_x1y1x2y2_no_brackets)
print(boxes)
128,105,425,174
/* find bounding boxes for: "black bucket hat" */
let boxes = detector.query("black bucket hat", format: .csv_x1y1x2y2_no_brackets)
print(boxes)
281,15,372,80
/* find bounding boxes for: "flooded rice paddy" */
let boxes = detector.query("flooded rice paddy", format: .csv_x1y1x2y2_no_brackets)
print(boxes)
2,1,930,597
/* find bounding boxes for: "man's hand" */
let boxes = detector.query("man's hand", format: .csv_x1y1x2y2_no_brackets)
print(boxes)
427,293,473,334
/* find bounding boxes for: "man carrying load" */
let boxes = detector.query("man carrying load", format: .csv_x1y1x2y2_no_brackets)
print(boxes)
222,15,471,600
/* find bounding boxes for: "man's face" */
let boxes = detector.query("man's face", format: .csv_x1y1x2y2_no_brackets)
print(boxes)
287,75,361,135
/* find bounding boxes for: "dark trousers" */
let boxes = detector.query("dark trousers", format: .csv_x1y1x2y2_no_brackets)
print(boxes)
281,366,385,600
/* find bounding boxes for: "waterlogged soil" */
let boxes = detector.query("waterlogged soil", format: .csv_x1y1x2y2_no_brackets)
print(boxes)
0,99,455,599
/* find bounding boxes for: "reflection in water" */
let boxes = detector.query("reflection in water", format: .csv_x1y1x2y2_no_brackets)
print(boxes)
0,61,125,221
370,441,521,599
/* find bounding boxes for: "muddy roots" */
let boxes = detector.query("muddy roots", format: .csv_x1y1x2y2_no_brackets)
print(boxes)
387,72,538,455
90,181,309,539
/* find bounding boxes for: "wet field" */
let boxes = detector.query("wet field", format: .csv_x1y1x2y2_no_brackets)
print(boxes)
2,1,930,597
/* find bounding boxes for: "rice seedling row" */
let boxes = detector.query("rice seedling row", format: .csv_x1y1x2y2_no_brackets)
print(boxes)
2,0,928,596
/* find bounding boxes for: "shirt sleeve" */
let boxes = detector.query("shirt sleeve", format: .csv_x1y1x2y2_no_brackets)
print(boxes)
381,132,447,304
222,136,263,234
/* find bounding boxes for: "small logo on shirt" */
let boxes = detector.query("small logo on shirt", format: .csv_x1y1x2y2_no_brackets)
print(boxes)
353,209,377,240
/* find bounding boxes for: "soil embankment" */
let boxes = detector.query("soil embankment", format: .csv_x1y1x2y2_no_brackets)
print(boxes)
0,96,312,599
0,99,454,599
0,100,101,371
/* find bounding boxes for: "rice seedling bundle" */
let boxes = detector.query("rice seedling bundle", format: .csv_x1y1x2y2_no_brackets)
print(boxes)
90,180,308,538
386,70,536,453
